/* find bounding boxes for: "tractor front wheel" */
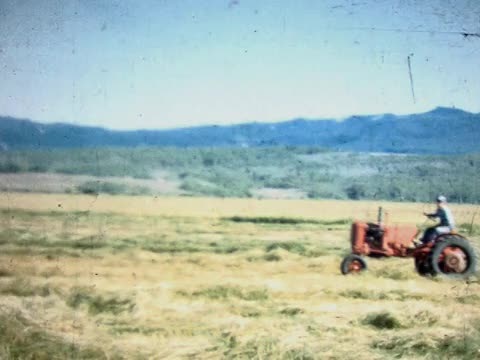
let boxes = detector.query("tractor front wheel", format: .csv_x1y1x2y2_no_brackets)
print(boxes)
341,254,367,275
429,236,477,278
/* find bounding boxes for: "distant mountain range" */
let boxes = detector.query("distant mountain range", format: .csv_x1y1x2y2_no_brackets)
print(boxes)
1,107,479,153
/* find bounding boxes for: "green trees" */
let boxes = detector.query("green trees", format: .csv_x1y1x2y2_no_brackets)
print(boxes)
0,147,479,203
345,184,366,200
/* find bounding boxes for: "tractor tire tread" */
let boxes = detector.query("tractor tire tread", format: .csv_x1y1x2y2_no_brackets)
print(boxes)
340,254,367,275
428,235,477,278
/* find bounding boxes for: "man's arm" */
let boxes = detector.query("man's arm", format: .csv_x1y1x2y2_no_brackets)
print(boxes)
423,209,439,218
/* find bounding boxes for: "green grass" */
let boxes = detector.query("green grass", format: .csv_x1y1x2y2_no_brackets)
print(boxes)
231,336,279,359
177,285,269,302
1,209,336,259
263,252,282,261
339,288,423,301
224,216,351,227
0,312,109,359
246,252,283,262
141,239,248,255
0,278,51,297
0,228,107,258
67,287,135,315
0,267,13,277
458,222,480,236
436,331,480,359
372,319,480,359
0,228,31,245
279,307,304,317
264,241,329,258
372,334,438,357
1,247,84,259
409,310,438,326
225,216,321,225
282,347,315,360
76,181,151,196
109,325,165,336
220,336,315,360
374,267,417,281
265,241,306,255
5,234,109,250
238,307,262,318
457,294,480,305
1,223,258,256
362,312,403,330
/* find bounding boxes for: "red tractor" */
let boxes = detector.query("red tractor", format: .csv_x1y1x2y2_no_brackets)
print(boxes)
341,208,477,278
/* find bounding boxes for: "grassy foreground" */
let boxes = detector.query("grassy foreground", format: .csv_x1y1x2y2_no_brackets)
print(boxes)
0,193,479,359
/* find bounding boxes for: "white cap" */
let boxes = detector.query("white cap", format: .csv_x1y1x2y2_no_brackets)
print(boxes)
436,195,447,203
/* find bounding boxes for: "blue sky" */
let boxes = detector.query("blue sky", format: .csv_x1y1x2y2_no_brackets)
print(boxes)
0,0,479,129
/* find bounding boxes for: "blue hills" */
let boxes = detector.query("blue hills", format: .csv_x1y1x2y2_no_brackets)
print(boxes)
0,107,479,154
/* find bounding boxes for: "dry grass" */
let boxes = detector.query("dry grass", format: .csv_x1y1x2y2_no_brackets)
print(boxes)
2,192,480,224
0,193,479,359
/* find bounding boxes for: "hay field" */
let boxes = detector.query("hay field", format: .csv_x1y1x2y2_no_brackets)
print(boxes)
0,193,479,359
2,192,480,224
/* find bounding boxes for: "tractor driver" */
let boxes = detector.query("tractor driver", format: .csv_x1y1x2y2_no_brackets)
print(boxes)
420,195,455,243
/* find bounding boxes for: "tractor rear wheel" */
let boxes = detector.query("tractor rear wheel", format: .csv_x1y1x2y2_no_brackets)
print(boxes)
429,236,477,278
341,254,367,275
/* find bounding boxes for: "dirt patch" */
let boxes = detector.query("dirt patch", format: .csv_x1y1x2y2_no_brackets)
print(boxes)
251,187,306,199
